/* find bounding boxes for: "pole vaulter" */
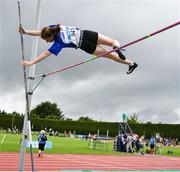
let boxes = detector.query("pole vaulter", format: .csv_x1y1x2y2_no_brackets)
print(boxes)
25,21,180,95
33,21,180,79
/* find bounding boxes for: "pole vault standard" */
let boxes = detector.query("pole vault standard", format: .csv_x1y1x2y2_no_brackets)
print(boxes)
32,21,180,79
18,0,42,171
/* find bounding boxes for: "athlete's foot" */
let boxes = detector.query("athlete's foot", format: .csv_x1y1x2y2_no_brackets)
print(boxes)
127,62,138,74
38,153,41,157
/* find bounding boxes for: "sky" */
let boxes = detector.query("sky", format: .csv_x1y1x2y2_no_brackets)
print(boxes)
0,0,180,123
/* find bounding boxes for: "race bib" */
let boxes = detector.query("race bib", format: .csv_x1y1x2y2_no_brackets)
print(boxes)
60,25,80,46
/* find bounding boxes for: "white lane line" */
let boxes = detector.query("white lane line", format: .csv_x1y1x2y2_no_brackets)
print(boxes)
1,134,6,144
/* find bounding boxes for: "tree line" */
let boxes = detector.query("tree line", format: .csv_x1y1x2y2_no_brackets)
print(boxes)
0,101,98,122
0,101,151,124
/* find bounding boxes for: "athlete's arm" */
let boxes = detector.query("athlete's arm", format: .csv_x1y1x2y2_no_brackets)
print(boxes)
20,51,52,67
19,27,41,36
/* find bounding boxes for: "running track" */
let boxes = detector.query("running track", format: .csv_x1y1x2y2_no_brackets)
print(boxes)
0,153,180,171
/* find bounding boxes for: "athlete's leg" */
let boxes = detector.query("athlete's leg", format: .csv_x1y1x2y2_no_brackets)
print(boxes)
38,150,41,157
96,34,138,74
98,34,127,60
97,34,120,47
93,45,133,65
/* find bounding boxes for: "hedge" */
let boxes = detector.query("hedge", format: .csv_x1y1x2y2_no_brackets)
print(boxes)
0,115,180,139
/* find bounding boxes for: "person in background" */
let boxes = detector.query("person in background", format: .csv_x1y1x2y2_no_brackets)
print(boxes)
38,130,47,157
149,136,156,154
175,138,179,145
68,131,72,137
135,137,141,153
126,133,133,153
88,133,91,142
49,128,53,136
44,127,48,132
55,130,60,137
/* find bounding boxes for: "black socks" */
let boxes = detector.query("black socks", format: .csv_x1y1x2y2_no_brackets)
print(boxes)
113,46,126,60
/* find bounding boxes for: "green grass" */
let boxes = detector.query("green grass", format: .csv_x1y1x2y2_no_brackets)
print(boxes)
0,132,121,155
160,146,180,156
0,133,180,156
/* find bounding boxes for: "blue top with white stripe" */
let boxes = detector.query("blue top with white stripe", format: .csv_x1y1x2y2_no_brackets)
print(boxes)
38,133,47,144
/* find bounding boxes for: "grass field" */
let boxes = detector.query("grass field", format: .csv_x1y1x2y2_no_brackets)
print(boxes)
0,132,180,156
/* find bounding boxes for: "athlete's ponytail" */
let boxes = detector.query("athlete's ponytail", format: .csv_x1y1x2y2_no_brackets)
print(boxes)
51,24,60,33
41,24,61,40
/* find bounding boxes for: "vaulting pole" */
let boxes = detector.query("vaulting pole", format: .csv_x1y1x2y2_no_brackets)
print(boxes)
18,0,42,171
17,0,34,171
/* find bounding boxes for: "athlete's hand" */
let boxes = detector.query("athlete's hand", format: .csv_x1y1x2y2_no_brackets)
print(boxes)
18,27,27,34
20,60,33,67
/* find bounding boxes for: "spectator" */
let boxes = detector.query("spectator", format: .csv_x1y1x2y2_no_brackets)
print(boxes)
88,133,91,141
44,128,48,132
126,133,133,153
6,128,12,133
149,136,155,154
123,133,127,152
49,128,53,136
135,137,141,152
55,131,59,137
176,138,179,145
38,130,47,157
68,131,72,137
93,134,97,141
117,134,125,152
52,130,55,136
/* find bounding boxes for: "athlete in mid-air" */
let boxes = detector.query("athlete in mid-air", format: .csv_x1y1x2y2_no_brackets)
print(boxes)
19,24,138,74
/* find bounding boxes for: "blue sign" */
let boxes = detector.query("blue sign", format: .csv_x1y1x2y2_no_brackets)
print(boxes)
26,141,52,149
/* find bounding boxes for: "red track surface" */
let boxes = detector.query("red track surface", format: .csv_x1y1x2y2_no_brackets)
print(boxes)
0,153,180,171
